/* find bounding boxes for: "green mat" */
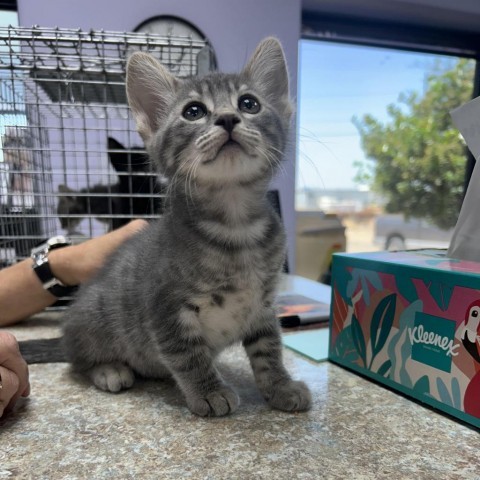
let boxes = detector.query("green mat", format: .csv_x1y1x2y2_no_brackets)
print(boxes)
282,328,330,362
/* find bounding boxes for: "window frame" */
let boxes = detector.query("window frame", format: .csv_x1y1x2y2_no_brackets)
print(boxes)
0,1,17,11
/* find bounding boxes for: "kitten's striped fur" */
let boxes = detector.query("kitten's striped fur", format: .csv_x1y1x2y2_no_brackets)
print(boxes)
20,38,311,416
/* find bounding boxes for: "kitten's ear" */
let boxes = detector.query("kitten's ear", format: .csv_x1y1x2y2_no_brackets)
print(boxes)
108,137,124,150
243,37,292,117
126,52,179,142
108,137,128,172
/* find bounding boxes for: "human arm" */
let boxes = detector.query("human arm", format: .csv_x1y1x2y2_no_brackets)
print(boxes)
0,219,148,326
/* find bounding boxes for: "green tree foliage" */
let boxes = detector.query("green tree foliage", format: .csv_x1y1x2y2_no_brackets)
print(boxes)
354,59,475,230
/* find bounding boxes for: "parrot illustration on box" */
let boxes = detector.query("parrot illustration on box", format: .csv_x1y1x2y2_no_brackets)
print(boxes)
461,300,480,418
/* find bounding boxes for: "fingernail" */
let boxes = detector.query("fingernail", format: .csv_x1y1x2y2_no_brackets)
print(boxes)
22,384,31,397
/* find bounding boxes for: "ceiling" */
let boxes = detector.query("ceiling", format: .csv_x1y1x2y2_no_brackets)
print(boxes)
5,0,480,34
302,0,480,34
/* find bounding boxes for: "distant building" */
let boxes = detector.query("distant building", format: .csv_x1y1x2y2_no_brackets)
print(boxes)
296,187,382,213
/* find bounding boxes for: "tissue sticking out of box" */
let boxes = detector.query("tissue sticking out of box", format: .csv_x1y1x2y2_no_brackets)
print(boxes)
448,96,480,262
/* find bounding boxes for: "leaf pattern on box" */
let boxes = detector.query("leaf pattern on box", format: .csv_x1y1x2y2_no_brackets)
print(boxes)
387,299,422,388
331,284,349,348
436,377,453,406
377,359,392,377
396,275,419,304
331,325,361,365
351,314,367,368
346,268,382,306
451,377,462,410
413,375,430,395
436,377,462,410
334,265,353,305
369,293,397,369
423,280,454,311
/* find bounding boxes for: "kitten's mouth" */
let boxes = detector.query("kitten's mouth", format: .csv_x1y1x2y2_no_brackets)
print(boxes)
203,138,245,164
221,138,242,150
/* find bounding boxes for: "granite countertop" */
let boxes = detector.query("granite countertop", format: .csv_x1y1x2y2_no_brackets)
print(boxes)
1,313,479,480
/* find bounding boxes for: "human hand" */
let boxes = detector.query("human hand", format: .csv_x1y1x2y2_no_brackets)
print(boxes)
0,332,30,417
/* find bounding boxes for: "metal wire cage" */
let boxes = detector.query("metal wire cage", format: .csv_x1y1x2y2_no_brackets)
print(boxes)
0,26,214,267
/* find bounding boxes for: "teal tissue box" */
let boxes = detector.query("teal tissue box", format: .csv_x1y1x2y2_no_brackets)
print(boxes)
329,250,480,429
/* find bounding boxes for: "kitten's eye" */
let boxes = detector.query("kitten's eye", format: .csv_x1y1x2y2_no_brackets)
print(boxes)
182,102,207,121
238,95,261,114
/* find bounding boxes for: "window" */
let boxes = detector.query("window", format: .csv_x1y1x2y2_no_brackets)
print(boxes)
296,37,476,263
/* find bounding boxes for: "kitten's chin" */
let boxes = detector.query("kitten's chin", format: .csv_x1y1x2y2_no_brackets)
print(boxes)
202,140,244,165
198,149,267,185
217,140,246,158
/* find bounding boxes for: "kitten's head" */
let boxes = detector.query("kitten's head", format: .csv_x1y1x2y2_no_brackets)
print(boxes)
126,38,292,187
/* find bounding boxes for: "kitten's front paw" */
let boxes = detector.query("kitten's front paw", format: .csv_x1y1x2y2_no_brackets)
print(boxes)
187,386,240,417
89,363,135,393
266,380,312,412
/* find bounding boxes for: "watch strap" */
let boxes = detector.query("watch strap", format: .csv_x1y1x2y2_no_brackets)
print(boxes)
31,236,78,298
33,255,77,297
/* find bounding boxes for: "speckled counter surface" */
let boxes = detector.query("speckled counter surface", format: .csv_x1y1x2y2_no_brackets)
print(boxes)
2,313,479,480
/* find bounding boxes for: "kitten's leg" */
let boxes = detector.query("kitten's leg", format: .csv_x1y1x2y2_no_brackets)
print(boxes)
87,363,135,393
170,356,240,417
177,371,239,418
161,331,239,416
243,314,312,412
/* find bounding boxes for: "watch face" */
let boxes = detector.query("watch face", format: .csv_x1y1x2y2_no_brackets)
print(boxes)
47,235,70,248
31,235,71,257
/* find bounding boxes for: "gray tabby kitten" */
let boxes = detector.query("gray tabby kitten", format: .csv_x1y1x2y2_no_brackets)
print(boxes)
20,38,311,417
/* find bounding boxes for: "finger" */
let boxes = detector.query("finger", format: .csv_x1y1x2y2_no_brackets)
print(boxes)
0,365,20,417
97,219,148,248
0,332,30,399
126,219,149,233
22,383,31,397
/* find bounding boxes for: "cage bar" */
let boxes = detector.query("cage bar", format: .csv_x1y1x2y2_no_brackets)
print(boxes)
0,26,213,267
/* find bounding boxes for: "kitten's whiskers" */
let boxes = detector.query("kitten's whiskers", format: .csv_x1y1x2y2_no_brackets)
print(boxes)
256,144,286,179
185,156,201,206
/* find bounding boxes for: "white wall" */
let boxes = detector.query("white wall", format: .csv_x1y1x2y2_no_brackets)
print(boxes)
17,0,302,268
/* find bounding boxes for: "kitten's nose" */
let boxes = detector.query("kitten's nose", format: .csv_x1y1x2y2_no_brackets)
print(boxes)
214,114,241,134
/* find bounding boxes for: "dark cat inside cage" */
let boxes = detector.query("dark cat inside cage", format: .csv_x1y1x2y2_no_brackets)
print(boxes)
57,137,165,232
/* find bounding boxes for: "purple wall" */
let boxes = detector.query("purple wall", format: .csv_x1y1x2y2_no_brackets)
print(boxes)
18,0,302,268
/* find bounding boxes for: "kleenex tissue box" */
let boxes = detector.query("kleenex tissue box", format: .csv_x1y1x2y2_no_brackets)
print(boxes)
329,250,480,429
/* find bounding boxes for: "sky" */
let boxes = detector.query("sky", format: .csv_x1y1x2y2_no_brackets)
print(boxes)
297,39,459,191
0,10,16,27
0,11,19,165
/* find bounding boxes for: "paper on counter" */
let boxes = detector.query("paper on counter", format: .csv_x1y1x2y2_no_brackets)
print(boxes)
282,328,330,362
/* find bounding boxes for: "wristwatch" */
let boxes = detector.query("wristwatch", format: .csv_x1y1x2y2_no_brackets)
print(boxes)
31,235,78,298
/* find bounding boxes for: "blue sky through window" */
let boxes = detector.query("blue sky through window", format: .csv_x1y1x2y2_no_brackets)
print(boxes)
297,39,459,192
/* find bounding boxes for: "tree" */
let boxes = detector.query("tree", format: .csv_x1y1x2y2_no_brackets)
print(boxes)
354,59,475,230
